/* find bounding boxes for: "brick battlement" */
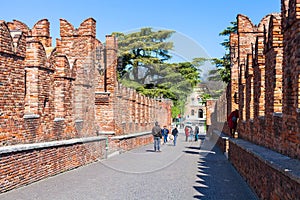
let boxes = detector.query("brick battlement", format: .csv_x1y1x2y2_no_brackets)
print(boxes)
0,18,172,193
210,1,300,199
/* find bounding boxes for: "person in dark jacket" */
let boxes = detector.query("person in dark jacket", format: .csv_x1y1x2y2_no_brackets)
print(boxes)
161,125,169,144
171,127,179,146
194,125,199,141
152,121,162,152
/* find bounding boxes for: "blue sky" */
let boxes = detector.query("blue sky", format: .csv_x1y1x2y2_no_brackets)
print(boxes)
1,0,280,59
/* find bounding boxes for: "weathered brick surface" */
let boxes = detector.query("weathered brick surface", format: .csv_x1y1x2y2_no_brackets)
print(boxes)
0,18,172,193
209,1,300,199
0,141,105,193
229,141,300,200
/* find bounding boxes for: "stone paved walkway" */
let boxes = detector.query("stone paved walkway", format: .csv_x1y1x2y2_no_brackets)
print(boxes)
0,130,258,200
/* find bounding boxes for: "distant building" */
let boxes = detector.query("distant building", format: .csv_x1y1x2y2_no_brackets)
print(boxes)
184,84,210,132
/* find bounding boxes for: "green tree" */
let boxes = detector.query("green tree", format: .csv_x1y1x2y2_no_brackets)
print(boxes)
210,21,237,83
113,28,203,119
113,28,174,81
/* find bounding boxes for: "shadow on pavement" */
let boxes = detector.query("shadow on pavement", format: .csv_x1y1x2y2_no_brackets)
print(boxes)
192,143,258,200
185,146,201,150
145,149,156,152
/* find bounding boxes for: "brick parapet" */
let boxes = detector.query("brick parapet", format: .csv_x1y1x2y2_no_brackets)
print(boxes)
229,139,300,200
208,3,300,199
264,14,284,147
282,0,300,150
31,19,52,48
0,139,105,193
0,17,173,193
237,14,260,122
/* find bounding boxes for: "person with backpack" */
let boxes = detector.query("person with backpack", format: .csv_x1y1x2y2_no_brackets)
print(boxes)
152,121,162,152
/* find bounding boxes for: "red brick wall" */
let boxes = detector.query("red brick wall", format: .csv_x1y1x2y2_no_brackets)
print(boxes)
231,5,299,159
229,141,300,200
281,0,300,159
210,1,300,198
0,17,172,193
0,141,105,193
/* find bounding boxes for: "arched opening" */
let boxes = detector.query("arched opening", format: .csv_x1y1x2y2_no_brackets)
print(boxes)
198,109,203,118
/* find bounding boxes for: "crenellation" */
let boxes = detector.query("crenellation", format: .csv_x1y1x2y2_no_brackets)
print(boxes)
210,1,300,199
0,21,14,54
31,19,52,48
0,18,171,193
59,19,75,37
78,18,96,37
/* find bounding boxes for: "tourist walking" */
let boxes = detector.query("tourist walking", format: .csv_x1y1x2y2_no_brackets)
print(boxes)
152,121,162,152
161,125,169,144
171,127,179,146
185,126,190,142
194,125,199,141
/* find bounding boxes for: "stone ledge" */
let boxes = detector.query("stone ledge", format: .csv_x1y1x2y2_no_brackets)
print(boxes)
212,130,230,156
23,114,40,119
0,136,107,154
111,131,152,140
97,131,115,135
95,91,111,95
54,117,65,122
231,138,300,184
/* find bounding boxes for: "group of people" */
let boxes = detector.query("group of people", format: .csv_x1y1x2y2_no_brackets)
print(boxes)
151,121,202,152
151,122,179,152
151,109,239,152
184,125,199,142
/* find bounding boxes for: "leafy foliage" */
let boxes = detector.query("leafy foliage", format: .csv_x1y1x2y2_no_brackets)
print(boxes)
209,21,237,83
112,28,204,119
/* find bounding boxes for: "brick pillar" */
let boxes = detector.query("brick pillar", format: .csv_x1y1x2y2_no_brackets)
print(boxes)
53,55,75,118
281,0,300,158
129,89,136,133
58,18,97,136
24,41,47,115
140,96,145,130
145,97,149,130
237,14,263,136
135,94,141,131
229,33,239,114
105,35,118,94
264,14,283,143
245,54,254,121
251,35,266,144
253,36,266,119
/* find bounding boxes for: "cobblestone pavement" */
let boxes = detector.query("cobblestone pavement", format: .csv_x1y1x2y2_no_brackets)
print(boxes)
0,130,258,200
